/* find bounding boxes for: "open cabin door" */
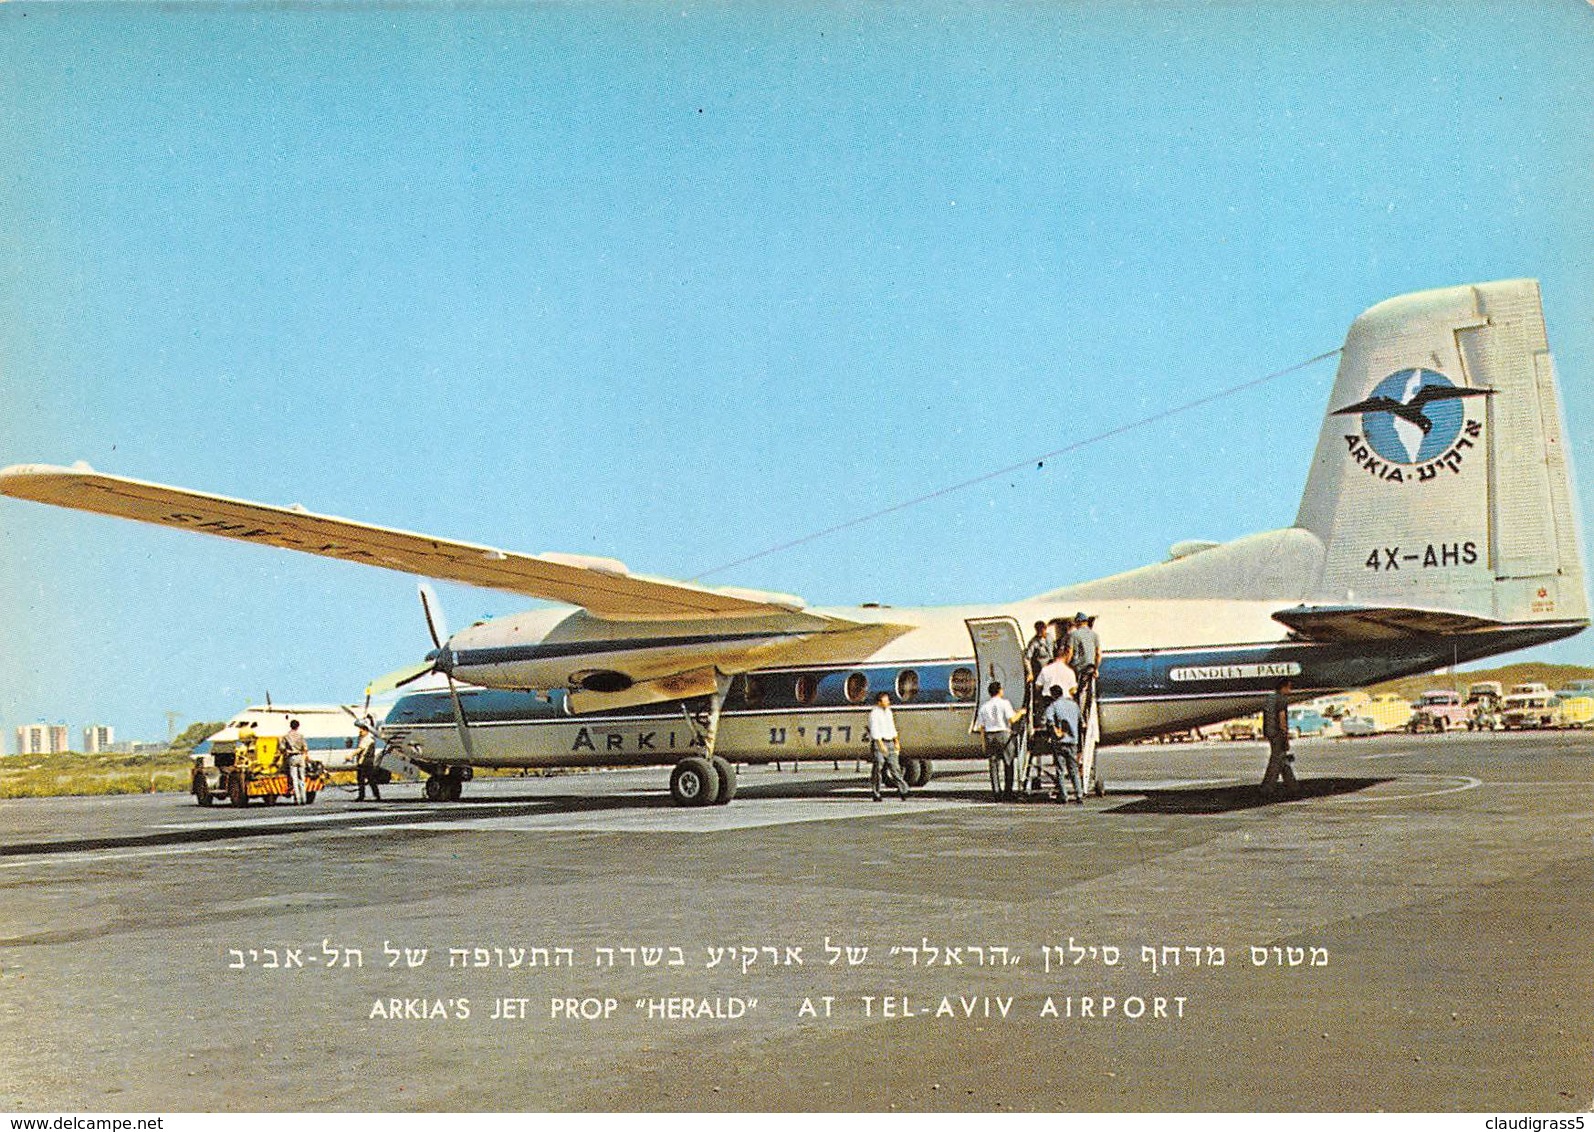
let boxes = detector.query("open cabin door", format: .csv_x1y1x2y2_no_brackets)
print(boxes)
965,615,1029,739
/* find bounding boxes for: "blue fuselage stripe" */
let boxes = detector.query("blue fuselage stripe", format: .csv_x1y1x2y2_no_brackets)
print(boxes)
387,623,1583,730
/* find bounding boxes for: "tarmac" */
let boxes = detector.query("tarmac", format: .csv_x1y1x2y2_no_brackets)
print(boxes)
1,729,1590,1112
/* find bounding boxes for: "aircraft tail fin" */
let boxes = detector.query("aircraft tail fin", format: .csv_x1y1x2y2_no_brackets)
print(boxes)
1043,280,1587,631
1296,279,1587,626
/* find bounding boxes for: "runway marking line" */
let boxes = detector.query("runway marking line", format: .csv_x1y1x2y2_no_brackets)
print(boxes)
0,841,249,869
1325,774,1484,804
347,796,963,836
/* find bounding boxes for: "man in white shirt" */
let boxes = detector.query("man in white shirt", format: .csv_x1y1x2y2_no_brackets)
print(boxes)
282,719,309,805
867,692,909,802
1036,651,1078,697
975,681,1024,801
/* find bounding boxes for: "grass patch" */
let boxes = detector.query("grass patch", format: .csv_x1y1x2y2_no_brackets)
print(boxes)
0,750,196,799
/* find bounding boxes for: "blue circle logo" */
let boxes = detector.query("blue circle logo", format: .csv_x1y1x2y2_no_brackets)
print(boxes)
1356,369,1467,465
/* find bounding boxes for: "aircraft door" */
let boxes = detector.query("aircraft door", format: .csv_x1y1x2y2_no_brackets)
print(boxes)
965,615,1029,718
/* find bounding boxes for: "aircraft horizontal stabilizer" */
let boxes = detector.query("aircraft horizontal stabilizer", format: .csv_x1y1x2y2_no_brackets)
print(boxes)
0,464,806,622
1272,604,1508,642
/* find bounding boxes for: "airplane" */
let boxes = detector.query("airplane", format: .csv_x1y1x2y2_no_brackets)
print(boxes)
2,279,1586,805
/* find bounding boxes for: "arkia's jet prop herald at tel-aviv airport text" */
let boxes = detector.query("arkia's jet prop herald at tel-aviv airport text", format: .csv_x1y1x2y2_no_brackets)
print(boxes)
3,280,1586,805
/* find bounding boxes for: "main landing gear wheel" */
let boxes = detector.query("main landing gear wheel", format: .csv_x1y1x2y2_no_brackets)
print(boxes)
425,773,464,802
709,756,737,805
670,757,718,806
904,758,931,788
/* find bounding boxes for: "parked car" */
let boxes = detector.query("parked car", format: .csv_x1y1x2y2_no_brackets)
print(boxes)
1464,681,1504,730
1288,707,1330,738
1339,715,1378,737
1361,693,1414,733
1502,683,1556,730
1554,679,1594,702
1407,689,1471,733
1221,716,1261,741
1466,680,1504,703
1554,696,1594,729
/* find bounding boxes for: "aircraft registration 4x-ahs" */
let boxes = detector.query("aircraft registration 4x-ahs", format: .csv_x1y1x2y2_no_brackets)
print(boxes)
3,280,1585,804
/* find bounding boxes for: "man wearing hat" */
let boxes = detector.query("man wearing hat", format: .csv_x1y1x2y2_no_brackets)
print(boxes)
1065,612,1101,711
1065,613,1102,794
353,715,382,802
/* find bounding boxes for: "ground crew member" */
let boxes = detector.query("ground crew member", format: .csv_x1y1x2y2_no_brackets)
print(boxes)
1042,686,1084,803
975,681,1023,801
283,718,309,804
867,692,909,802
1024,620,1054,680
1260,677,1298,797
354,717,381,802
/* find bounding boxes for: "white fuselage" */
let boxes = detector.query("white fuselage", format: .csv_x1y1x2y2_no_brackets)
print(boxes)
382,596,1575,770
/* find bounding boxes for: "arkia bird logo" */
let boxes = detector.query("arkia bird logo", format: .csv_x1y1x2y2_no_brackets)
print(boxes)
1332,368,1491,466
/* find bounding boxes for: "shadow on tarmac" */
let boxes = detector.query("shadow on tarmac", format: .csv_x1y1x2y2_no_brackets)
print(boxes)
4,773,1399,858
1104,775,1393,815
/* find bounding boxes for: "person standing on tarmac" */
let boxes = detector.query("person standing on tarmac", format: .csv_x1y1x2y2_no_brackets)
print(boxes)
975,681,1024,801
1025,620,1054,681
867,693,909,802
354,717,382,802
283,719,309,804
1260,677,1298,798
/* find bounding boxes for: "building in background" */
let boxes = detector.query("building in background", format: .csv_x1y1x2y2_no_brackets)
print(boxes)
83,725,115,753
15,723,70,755
109,740,163,754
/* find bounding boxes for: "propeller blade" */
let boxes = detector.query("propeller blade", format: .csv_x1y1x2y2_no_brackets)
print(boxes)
366,660,434,696
418,583,448,650
394,666,435,689
445,674,477,763
340,701,382,741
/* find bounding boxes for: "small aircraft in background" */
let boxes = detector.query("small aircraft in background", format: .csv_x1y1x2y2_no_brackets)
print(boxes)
4,280,1585,804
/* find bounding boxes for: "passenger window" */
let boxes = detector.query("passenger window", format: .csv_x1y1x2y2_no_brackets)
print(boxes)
896,669,920,702
795,674,819,705
844,672,869,703
949,667,976,701
742,675,766,707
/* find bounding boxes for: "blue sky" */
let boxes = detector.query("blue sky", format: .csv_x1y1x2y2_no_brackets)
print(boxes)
2,1,1591,747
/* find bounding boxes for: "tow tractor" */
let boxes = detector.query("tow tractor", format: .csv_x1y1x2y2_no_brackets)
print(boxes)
192,731,329,807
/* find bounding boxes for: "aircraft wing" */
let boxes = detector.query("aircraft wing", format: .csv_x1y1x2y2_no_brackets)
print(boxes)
1272,604,1508,642
0,463,810,622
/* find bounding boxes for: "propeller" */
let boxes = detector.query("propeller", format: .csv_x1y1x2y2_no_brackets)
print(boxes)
348,584,478,764
417,583,476,763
